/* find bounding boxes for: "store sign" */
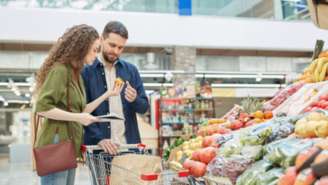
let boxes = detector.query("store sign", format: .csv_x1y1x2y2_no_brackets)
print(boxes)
212,88,236,97
178,0,192,16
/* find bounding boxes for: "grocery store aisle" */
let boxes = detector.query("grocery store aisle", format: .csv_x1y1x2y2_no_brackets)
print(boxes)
0,156,91,185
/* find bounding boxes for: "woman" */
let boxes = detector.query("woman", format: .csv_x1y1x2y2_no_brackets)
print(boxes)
33,24,122,185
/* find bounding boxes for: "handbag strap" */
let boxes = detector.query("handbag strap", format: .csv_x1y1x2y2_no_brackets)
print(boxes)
65,65,74,140
33,65,74,147
33,113,40,147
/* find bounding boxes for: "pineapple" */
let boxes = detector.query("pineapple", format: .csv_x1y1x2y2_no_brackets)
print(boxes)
241,97,263,114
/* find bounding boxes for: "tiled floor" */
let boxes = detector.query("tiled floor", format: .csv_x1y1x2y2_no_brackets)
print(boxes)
0,156,92,185
0,154,192,185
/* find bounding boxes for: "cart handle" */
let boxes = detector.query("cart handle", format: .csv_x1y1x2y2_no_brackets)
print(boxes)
178,170,190,177
141,173,158,181
140,170,190,181
81,143,146,153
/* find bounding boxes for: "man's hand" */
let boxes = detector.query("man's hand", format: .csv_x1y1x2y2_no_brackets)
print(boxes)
124,81,137,102
98,139,119,155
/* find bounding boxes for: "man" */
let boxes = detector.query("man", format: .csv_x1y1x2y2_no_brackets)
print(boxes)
82,21,149,154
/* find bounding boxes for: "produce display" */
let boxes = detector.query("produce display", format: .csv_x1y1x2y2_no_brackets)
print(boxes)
236,160,273,185
163,137,185,161
298,55,328,83
277,167,298,185
303,93,328,112
295,146,321,171
295,112,328,138
264,137,314,168
239,123,273,146
218,135,243,157
267,122,294,142
207,155,253,184
263,82,304,111
256,168,284,185
163,51,328,185
295,169,316,185
273,81,328,116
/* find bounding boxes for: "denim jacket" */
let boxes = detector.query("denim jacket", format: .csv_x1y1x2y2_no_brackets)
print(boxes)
81,58,149,145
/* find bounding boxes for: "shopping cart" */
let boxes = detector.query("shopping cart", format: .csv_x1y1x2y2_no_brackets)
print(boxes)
81,144,197,185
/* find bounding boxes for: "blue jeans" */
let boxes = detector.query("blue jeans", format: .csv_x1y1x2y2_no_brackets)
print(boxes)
40,134,76,185
41,168,76,185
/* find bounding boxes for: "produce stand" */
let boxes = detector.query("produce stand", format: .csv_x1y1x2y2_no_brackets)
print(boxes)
163,48,328,185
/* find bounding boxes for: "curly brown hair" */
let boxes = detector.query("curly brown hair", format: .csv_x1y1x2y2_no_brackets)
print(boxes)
35,24,99,94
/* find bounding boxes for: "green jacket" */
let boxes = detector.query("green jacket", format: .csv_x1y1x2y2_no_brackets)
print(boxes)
34,64,86,157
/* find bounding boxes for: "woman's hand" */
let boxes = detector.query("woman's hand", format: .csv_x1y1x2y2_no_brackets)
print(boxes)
106,82,124,97
75,113,99,126
83,82,124,114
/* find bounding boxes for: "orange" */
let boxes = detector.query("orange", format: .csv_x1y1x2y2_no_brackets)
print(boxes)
114,77,124,86
254,118,263,123
264,111,273,119
254,110,264,119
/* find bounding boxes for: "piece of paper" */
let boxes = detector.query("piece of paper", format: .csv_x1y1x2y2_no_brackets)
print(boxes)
96,112,125,121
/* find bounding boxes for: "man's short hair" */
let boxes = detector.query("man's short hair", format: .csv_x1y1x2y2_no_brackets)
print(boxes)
102,21,128,39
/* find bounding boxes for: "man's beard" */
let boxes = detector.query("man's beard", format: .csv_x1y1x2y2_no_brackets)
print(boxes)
102,52,117,64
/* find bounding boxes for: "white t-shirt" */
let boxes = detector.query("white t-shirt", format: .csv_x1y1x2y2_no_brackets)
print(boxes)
99,56,126,144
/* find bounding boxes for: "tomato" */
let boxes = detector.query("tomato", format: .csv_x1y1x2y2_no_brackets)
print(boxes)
264,111,273,119
210,124,221,136
239,112,250,122
322,101,328,109
319,94,328,101
311,101,319,107
318,100,327,108
183,159,193,170
183,159,207,177
230,120,243,130
209,134,220,148
189,161,207,177
199,147,216,164
202,136,215,148
216,127,231,134
239,112,249,119
191,150,201,161
197,129,205,137
207,129,216,136
303,107,312,112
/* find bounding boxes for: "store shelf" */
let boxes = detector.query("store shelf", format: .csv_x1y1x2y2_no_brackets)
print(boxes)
161,135,181,138
161,109,193,113
193,121,206,124
194,109,214,112
158,97,215,156
161,122,189,125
